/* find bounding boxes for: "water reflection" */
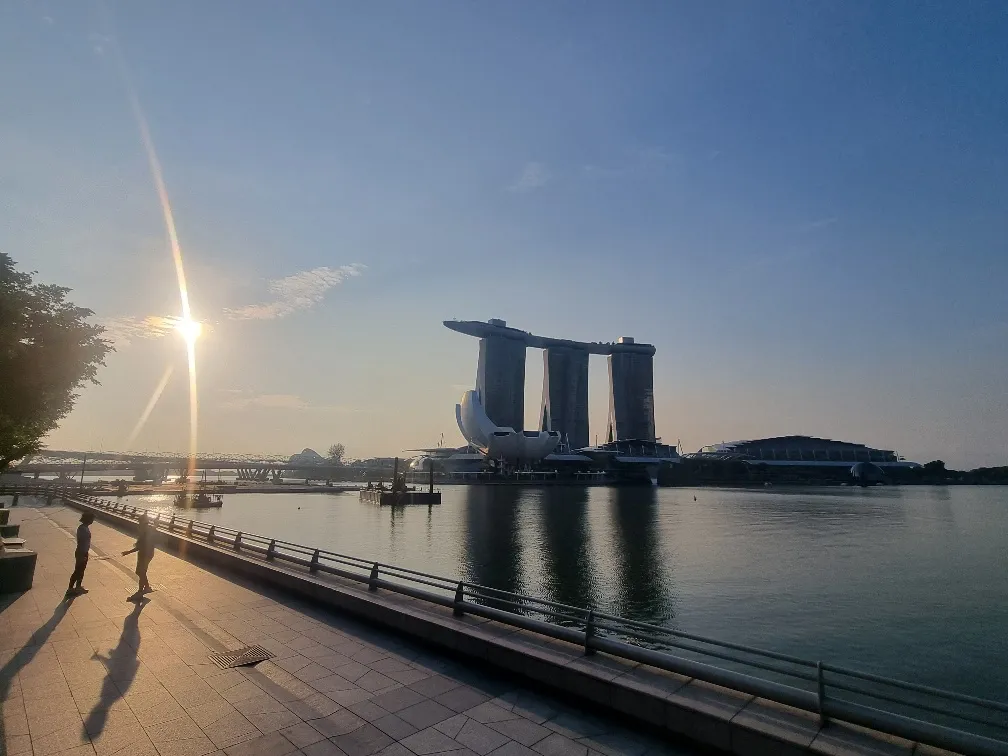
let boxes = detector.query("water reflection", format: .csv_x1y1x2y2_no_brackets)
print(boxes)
536,487,598,611
461,486,525,596
608,487,674,624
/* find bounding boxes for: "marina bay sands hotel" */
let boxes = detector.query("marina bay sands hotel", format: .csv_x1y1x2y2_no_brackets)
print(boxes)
444,319,656,450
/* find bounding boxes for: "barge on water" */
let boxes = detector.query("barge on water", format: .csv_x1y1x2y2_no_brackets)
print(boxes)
359,489,441,506
361,456,441,505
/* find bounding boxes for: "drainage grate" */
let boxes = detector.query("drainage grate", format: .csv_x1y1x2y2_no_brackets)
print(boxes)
208,645,274,669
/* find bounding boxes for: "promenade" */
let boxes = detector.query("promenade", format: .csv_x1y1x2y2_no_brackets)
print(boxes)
1,503,696,756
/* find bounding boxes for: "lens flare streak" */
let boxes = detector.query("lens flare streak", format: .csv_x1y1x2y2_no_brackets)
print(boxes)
126,364,175,446
107,28,199,481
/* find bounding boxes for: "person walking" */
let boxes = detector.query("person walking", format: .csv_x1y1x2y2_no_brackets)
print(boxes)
66,512,94,598
121,513,156,599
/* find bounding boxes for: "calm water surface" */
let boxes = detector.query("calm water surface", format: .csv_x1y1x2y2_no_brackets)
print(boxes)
127,485,1008,700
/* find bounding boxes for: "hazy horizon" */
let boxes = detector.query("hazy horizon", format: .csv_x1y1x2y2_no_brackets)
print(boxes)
3,3,1006,469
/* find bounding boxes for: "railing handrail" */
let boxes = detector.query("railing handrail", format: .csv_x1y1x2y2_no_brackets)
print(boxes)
6,486,1007,754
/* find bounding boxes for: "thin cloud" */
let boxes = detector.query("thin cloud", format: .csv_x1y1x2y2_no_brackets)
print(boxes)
218,390,360,413
795,217,838,233
582,146,678,179
98,315,179,346
225,264,363,321
508,162,551,193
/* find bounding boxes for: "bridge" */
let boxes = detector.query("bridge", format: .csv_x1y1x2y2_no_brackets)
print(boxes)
6,449,390,482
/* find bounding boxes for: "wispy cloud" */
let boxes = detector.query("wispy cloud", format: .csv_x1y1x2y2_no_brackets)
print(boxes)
508,161,551,193
582,146,679,179
89,33,111,56
218,390,360,413
794,217,838,233
98,315,179,346
225,264,364,321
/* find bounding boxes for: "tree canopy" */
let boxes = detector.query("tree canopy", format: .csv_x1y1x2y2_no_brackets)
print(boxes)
0,253,111,469
327,443,345,464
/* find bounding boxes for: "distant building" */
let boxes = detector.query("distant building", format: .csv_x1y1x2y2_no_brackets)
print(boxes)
288,448,326,466
445,319,661,462
690,436,918,467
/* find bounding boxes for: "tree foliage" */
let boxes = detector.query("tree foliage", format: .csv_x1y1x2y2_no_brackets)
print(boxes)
0,254,112,469
327,443,345,464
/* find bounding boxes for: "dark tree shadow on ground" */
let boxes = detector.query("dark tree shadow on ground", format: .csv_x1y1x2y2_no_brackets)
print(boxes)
83,599,146,736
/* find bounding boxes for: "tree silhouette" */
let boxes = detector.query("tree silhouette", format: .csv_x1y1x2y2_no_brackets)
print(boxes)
327,443,345,464
1,254,111,470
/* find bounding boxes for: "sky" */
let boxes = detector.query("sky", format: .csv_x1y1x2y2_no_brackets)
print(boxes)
2,1,1007,468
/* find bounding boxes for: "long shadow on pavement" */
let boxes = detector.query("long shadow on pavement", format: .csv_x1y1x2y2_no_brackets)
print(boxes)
83,598,146,737
0,600,72,747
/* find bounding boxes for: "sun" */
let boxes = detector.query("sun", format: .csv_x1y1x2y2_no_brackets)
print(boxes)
174,317,202,345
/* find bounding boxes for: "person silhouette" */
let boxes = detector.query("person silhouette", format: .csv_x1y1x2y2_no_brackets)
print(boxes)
121,514,156,599
66,512,94,598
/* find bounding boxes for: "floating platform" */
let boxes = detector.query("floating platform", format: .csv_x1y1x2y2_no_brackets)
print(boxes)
359,489,441,506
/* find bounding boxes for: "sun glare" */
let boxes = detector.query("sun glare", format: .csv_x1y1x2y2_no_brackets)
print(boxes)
175,318,202,344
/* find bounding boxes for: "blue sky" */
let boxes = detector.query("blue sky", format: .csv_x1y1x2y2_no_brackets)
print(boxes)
2,1,1006,467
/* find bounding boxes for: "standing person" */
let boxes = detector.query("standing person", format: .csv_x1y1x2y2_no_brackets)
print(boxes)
66,512,94,598
121,513,156,598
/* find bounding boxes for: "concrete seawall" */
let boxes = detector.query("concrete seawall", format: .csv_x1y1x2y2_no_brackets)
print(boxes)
63,497,968,756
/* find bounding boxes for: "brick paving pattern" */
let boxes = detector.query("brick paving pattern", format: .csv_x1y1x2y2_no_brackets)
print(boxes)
1,503,698,756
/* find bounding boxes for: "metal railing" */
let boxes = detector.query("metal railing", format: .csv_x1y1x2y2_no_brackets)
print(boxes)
4,484,1007,756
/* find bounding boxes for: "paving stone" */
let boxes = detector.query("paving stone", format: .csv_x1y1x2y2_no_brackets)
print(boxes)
251,707,303,734
332,723,395,756
370,686,426,714
455,718,512,755
487,718,552,748
408,676,461,698
348,699,390,721
397,699,457,730
464,702,519,725
311,709,368,738
24,721,92,756
303,739,353,755
531,733,588,756
279,721,326,748
433,713,469,739
284,692,343,720
436,686,491,714
401,726,466,755
489,742,539,756
223,730,299,756
371,712,419,740
4,733,33,755
202,710,261,750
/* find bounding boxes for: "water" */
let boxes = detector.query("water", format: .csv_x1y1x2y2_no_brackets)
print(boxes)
122,484,1008,701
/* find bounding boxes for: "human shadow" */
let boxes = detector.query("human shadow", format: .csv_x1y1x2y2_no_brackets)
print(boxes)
0,602,71,746
83,599,146,736
0,601,71,698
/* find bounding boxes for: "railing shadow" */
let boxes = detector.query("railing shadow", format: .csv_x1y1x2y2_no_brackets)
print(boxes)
83,599,146,737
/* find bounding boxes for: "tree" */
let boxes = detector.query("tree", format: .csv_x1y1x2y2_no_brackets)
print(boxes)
327,443,345,465
922,460,947,474
0,254,111,470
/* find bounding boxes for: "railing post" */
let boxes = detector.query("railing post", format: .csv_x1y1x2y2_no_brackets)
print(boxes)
187,520,194,537
266,540,275,561
234,533,242,551
369,563,379,591
208,525,215,543
816,661,827,723
584,610,596,656
310,549,320,573
453,582,465,617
